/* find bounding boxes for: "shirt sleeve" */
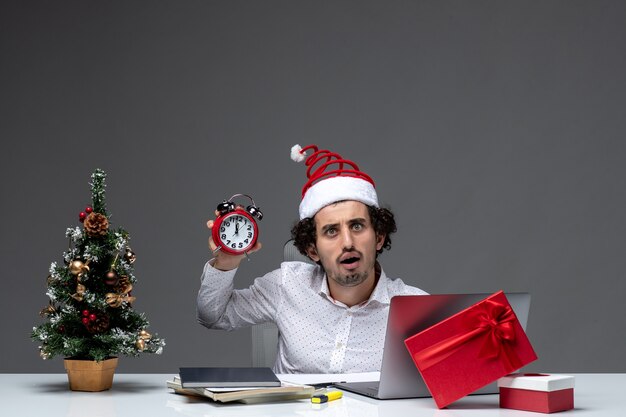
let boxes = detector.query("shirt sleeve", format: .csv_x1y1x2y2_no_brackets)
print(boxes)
196,260,283,331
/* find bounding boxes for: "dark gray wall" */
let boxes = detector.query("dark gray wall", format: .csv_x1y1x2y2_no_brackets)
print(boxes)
2,1,624,373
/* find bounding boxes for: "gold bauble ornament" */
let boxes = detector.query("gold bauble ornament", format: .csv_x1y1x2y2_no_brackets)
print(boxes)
135,329,152,351
69,260,89,276
71,283,86,301
124,248,136,264
136,339,146,351
39,346,49,360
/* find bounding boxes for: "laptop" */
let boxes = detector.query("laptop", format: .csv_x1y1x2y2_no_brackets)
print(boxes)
334,292,531,399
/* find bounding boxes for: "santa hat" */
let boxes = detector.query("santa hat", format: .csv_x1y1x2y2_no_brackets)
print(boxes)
291,144,379,219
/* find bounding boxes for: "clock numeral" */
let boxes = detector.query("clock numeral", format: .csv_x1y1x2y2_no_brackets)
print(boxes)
231,243,236,249
247,225,252,231
221,234,227,240
244,239,249,244
225,221,231,227
238,242,243,248
247,232,253,238
220,227,225,232
226,240,231,245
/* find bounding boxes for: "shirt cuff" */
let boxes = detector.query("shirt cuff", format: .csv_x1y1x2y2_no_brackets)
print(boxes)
201,259,238,283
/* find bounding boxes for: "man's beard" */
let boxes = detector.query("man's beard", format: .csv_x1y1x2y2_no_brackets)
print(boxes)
328,270,370,287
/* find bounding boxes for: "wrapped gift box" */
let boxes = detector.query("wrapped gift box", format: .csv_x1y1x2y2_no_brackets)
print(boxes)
499,373,575,413
404,291,538,408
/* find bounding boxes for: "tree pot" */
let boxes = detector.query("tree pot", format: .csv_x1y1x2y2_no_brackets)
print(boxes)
64,357,118,392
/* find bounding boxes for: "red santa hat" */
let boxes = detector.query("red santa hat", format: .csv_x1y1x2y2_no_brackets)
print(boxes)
291,144,379,219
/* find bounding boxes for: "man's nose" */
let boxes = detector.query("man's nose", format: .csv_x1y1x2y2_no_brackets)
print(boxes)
340,227,354,248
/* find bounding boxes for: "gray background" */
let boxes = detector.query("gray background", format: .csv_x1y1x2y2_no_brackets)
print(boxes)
1,1,624,374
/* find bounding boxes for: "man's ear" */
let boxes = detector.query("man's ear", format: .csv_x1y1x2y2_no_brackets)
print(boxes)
306,244,320,262
376,233,386,251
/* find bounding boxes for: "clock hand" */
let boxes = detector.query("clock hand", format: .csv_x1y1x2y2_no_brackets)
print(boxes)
235,221,240,235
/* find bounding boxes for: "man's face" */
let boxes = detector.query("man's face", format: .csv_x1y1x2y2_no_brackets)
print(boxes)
306,200,385,287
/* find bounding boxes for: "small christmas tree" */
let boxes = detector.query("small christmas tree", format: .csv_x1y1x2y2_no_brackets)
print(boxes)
32,169,165,362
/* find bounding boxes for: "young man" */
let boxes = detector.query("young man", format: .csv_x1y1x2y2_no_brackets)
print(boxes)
197,145,427,374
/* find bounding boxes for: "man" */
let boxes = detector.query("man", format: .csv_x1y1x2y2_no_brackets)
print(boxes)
197,144,427,374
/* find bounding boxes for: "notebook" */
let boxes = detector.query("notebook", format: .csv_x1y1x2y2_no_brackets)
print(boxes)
179,367,281,388
168,375,314,403
334,292,531,399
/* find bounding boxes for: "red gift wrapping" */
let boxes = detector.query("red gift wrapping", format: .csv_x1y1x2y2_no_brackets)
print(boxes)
404,291,538,408
500,387,574,413
498,373,575,413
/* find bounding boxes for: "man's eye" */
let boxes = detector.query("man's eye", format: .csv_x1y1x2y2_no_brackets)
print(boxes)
352,223,363,231
325,228,337,236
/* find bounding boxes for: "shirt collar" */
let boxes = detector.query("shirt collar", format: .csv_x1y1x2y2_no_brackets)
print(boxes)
316,267,332,299
368,265,391,305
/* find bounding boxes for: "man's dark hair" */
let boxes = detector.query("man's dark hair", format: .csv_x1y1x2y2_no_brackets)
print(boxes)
290,204,397,258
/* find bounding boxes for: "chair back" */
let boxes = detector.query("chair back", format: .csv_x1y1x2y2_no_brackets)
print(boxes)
251,240,314,367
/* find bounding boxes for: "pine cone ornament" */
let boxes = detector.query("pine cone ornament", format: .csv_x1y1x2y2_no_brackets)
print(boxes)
83,212,109,237
115,276,133,294
84,314,110,333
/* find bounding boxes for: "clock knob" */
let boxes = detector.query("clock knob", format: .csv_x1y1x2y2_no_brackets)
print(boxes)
247,205,263,221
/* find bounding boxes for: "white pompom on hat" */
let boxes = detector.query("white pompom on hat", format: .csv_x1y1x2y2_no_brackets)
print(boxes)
291,144,379,219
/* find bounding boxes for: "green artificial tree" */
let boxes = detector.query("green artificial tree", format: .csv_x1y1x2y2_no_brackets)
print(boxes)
32,169,165,363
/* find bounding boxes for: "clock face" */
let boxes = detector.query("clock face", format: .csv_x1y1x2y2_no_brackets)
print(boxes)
214,211,257,254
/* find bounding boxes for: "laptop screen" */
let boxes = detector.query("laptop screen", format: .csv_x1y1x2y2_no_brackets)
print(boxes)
376,293,531,399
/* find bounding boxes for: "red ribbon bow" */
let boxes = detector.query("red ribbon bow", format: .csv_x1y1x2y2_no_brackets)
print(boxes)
412,299,524,372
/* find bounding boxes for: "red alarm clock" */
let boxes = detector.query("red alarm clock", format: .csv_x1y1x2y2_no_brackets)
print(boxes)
212,194,263,255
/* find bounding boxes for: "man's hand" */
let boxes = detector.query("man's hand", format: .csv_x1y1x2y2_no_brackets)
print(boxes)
207,209,262,271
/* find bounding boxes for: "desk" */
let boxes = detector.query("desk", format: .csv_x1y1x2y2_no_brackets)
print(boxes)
1,373,623,416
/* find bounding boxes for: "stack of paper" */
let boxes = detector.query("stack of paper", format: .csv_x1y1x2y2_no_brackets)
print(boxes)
167,367,315,404
167,376,315,404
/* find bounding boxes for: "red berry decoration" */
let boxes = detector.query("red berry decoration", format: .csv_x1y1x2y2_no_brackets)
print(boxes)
79,212,87,222
85,206,93,214
81,317,89,325
82,310,89,317
89,314,97,322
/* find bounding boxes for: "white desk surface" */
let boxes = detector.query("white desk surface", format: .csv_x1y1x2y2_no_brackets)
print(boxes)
1,373,623,417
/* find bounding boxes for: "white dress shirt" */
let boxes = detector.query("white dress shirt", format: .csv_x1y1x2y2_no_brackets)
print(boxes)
197,260,428,374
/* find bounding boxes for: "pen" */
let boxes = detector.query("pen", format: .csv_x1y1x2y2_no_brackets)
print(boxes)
311,390,343,403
